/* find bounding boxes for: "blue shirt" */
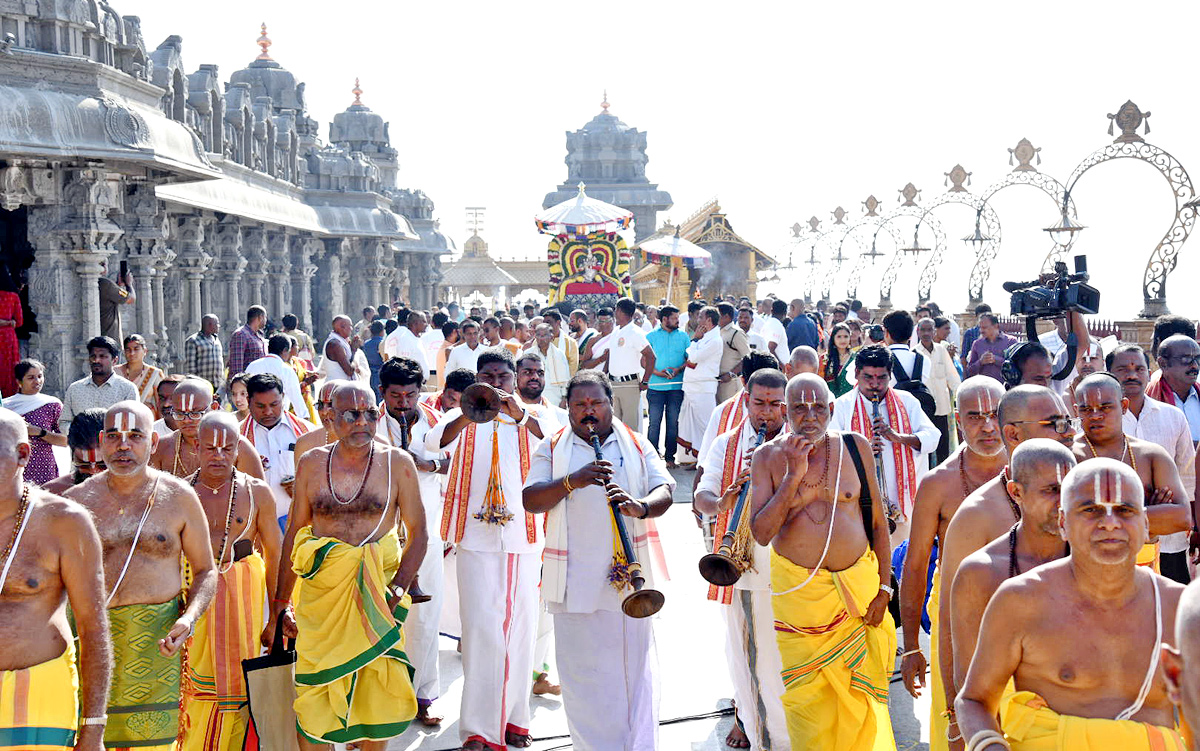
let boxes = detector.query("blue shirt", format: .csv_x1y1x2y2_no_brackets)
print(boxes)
363,336,384,373
786,314,819,352
645,327,690,391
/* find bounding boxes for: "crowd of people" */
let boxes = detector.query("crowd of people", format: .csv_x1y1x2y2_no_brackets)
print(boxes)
2,290,1200,751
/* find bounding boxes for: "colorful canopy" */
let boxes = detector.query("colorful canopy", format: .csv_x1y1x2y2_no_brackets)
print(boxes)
637,227,712,268
535,183,634,237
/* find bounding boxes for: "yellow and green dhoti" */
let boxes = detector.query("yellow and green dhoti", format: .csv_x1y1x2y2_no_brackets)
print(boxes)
0,641,78,750
106,596,183,750
291,526,416,744
771,548,897,751
929,566,948,751
1001,690,1185,750
180,553,267,751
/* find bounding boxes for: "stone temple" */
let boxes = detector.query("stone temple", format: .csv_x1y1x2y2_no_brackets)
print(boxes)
0,9,453,393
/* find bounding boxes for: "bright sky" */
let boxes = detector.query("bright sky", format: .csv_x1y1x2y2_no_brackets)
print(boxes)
119,0,1200,319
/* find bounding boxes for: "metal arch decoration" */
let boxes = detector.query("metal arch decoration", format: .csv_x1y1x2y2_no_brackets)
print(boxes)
846,215,904,301
966,168,1078,305
803,222,841,302
821,224,867,302
877,207,945,308
914,192,998,303
1057,102,1196,317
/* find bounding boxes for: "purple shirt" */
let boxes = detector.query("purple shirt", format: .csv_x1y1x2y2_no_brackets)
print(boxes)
228,324,266,378
964,332,1018,382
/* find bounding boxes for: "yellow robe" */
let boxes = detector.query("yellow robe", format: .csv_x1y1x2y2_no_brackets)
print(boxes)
180,553,267,751
0,641,78,750
771,548,897,751
1001,690,1185,750
929,566,948,751
291,526,416,744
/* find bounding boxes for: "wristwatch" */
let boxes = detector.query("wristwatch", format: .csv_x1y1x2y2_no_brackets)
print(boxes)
879,583,894,600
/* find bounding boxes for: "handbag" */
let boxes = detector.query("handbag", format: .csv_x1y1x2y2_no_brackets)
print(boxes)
241,620,300,751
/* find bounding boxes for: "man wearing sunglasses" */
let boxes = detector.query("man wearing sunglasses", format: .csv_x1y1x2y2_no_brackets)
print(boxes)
936,384,1078,739
151,377,264,481
1149,334,1200,443
43,407,107,494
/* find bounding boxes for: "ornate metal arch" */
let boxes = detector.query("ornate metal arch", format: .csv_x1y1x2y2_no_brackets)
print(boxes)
915,193,998,304
803,226,840,301
845,217,904,301
878,207,945,308
821,228,866,302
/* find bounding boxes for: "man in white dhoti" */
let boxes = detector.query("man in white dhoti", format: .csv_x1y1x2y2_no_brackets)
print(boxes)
320,315,359,383
678,306,723,467
238,373,315,531
377,356,450,727
524,370,675,751
424,348,548,751
532,323,571,408
694,368,790,750
831,344,940,545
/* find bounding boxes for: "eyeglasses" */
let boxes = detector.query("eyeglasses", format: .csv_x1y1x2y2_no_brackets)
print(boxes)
74,460,107,472
1168,355,1200,366
1007,417,1080,434
340,408,380,423
170,409,207,420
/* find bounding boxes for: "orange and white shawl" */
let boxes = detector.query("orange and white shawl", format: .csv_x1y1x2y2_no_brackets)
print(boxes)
543,421,670,605
849,390,918,519
238,411,312,443
441,417,538,544
707,419,758,605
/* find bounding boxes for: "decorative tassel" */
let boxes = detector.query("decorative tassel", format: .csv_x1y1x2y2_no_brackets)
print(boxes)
730,509,755,575
1108,117,1114,137
607,508,632,591
473,423,514,526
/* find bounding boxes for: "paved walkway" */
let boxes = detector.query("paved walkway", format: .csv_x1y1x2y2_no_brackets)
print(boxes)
382,467,931,750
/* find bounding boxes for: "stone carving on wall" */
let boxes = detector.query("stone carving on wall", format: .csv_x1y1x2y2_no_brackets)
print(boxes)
99,96,149,148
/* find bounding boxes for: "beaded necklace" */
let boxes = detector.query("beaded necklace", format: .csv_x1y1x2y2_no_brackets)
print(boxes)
327,440,375,506
190,469,238,570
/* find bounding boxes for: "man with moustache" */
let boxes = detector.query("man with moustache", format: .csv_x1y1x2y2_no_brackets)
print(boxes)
151,378,264,480
956,460,1187,751
646,305,689,467
1149,333,1200,442
515,351,567,430
178,412,280,751
271,382,426,748
1111,343,1197,584
749,373,895,751
899,377,1008,750
949,440,1076,745
238,374,315,531
568,309,596,352
543,310,580,376
0,409,111,751
43,408,106,494
1071,373,1192,572
936,385,1078,741
292,379,348,460
523,370,674,750
66,401,217,750
445,319,486,374
59,336,139,432
693,368,790,750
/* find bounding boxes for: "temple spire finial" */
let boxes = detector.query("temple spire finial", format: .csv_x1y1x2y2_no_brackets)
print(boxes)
601,90,609,113
352,77,363,106
256,23,272,61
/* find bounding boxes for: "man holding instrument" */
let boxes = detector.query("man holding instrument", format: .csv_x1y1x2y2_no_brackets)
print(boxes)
693,367,790,750
270,381,426,749
750,373,895,751
424,348,548,751
178,412,280,751
66,401,217,750
524,369,674,751
376,357,450,727
956,460,1187,751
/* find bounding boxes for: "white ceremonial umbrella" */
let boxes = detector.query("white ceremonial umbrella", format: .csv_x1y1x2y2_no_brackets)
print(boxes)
636,227,712,304
535,183,634,237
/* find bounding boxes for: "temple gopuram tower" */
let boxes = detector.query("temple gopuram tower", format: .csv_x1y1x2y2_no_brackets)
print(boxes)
542,94,673,242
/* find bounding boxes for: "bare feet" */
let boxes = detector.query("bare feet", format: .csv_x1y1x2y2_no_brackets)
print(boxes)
460,741,488,751
416,703,442,727
532,671,561,696
724,722,750,748
506,729,534,748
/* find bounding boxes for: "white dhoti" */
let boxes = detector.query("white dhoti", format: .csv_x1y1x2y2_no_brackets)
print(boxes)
533,597,555,679
724,589,789,750
439,545,460,640
458,548,540,749
678,387,717,462
407,540,445,707
554,610,659,751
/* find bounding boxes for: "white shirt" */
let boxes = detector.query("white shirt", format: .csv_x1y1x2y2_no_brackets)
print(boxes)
1050,339,1104,397
518,396,568,433
913,340,961,416
243,354,307,415
683,326,722,393
761,317,787,356
152,418,171,439
423,408,548,554
444,342,484,374
698,393,746,467
419,329,445,372
525,427,673,614
831,387,940,514
697,422,774,591
607,322,649,378
383,326,431,375
1124,397,1196,554
378,407,447,539
536,343,571,408
743,328,768,352
246,416,315,519
750,313,766,333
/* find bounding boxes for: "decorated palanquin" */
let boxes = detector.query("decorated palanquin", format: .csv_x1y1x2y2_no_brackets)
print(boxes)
547,231,632,308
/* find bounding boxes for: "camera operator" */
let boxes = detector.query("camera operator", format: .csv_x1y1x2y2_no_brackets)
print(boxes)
1002,257,1098,395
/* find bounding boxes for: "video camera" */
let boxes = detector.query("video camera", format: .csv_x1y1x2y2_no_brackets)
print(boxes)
1003,255,1100,318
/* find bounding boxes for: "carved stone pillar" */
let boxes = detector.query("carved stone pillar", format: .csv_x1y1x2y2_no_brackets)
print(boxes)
26,206,77,394
267,231,291,318
151,246,177,371
290,237,318,333
212,220,246,339
123,240,161,355
242,227,268,312
174,216,211,338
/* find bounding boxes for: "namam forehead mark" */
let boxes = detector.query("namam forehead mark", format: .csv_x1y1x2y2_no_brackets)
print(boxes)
319,380,342,401
333,384,376,411
198,423,238,450
105,403,151,439
83,448,101,464
786,374,831,408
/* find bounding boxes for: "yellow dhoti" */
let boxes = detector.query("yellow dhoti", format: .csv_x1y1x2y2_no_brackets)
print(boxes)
771,548,897,751
0,642,78,750
1137,542,1160,572
929,566,948,751
1001,690,1185,750
291,526,416,744
180,553,267,751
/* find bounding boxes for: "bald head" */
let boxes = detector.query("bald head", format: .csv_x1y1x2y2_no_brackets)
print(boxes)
197,410,240,437
1159,334,1199,361
998,385,1059,426
786,372,833,405
787,346,820,376
318,379,345,404
1009,438,1076,486
0,408,30,457
958,375,1004,408
1074,372,1123,402
172,378,215,412
1061,458,1144,513
1178,582,1200,656
105,400,154,433
331,381,376,411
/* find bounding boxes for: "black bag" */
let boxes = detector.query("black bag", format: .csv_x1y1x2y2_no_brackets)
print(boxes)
844,434,901,623
891,352,938,422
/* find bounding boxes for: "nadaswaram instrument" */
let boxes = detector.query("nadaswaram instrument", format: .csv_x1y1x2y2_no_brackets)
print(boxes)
588,424,665,618
397,411,431,604
460,382,502,423
698,422,767,587
871,396,903,525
